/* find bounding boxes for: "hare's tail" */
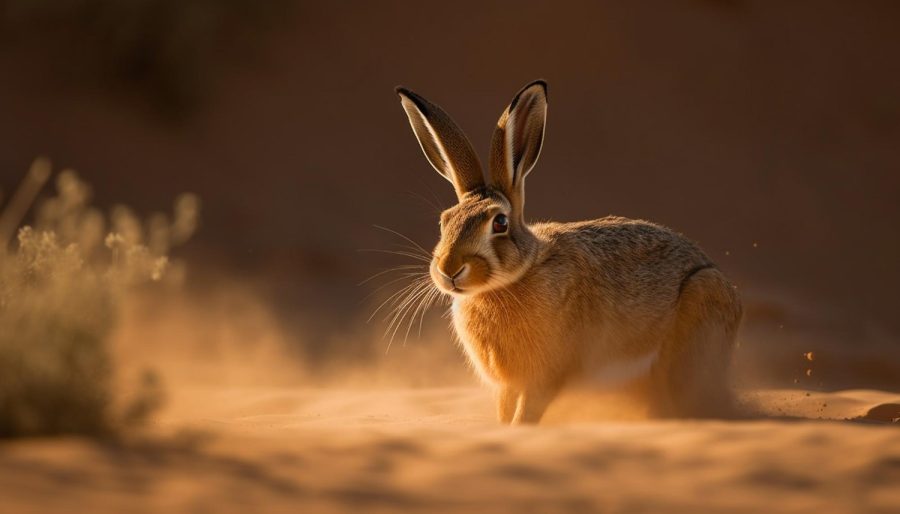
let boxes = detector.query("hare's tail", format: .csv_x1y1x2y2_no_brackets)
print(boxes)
652,266,742,418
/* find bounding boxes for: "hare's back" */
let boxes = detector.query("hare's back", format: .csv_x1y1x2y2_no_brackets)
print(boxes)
532,216,713,304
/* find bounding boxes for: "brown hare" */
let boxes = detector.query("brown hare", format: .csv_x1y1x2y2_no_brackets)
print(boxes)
395,80,742,424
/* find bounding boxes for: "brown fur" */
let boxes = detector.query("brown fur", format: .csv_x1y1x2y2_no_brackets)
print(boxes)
396,81,742,424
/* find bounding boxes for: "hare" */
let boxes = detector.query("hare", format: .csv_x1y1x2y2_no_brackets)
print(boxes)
395,80,742,424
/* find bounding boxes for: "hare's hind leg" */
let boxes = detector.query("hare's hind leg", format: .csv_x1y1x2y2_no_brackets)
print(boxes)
652,267,742,418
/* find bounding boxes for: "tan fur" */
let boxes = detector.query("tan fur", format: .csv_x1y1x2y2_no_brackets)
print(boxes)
396,81,742,424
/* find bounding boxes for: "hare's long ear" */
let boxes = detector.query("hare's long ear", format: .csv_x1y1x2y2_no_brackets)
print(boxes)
488,80,547,204
396,87,485,200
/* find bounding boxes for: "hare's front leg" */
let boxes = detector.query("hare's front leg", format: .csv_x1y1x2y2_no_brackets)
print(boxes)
496,387,518,424
511,388,556,425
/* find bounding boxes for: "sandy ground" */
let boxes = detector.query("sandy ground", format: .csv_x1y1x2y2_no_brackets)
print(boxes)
1,292,899,513
0,385,898,514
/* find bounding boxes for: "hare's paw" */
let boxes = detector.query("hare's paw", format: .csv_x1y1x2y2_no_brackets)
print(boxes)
511,388,557,425
496,387,518,424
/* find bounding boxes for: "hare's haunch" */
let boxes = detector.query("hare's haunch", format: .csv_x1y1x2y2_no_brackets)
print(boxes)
396,81,742,423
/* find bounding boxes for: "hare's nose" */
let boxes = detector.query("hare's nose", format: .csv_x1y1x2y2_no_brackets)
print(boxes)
438,263,468,283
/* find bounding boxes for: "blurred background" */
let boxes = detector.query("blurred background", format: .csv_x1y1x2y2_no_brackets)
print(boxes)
1,0,898,389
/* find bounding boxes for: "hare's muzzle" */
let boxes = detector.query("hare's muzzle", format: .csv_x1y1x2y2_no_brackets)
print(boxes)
433,261,468,292
431,255,492,295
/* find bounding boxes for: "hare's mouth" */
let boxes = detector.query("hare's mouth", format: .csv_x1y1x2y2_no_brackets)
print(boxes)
432,276,470,296
435,277,495,297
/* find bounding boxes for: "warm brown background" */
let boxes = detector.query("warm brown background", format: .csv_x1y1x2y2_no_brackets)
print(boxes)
1,1,898,386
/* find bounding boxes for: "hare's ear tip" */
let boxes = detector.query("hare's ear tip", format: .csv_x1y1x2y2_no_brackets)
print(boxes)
511,80,548,106
526,79,548,98
395,86,431,113
395,86,418,101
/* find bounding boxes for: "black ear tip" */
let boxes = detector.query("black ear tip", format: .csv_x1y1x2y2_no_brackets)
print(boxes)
509,79,549,109
530,79,548,91
527,79,548,99
395,86,431,113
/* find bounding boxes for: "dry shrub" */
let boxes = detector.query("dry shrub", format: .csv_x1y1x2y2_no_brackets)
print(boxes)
0,158,198,437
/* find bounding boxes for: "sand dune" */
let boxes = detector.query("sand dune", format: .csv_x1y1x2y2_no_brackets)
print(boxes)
1,386,897,514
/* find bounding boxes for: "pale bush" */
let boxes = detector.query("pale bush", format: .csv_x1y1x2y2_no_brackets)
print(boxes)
0,158,198,437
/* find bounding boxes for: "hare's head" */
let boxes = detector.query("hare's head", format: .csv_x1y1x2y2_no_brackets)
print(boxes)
396,81,548,296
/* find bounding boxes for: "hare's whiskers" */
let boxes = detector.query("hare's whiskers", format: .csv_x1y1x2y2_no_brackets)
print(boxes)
372,225,432,257
409,283,440,341
362,224,443,350
358,248,431,263
384,279,433,352
417,287,440,337
400,283,437,346
362,271,429,303
367,277,427,323
404,190,443,216
389,242,432,259
358,264,427,286
379,279,427,336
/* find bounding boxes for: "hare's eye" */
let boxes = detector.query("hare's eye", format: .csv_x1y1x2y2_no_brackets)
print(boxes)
492,214,509,234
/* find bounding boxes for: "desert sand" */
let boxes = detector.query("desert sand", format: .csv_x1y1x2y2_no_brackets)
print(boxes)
1,384,898,514
0,291,897,514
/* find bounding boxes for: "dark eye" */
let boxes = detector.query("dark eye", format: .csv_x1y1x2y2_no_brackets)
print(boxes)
492,214,509,234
